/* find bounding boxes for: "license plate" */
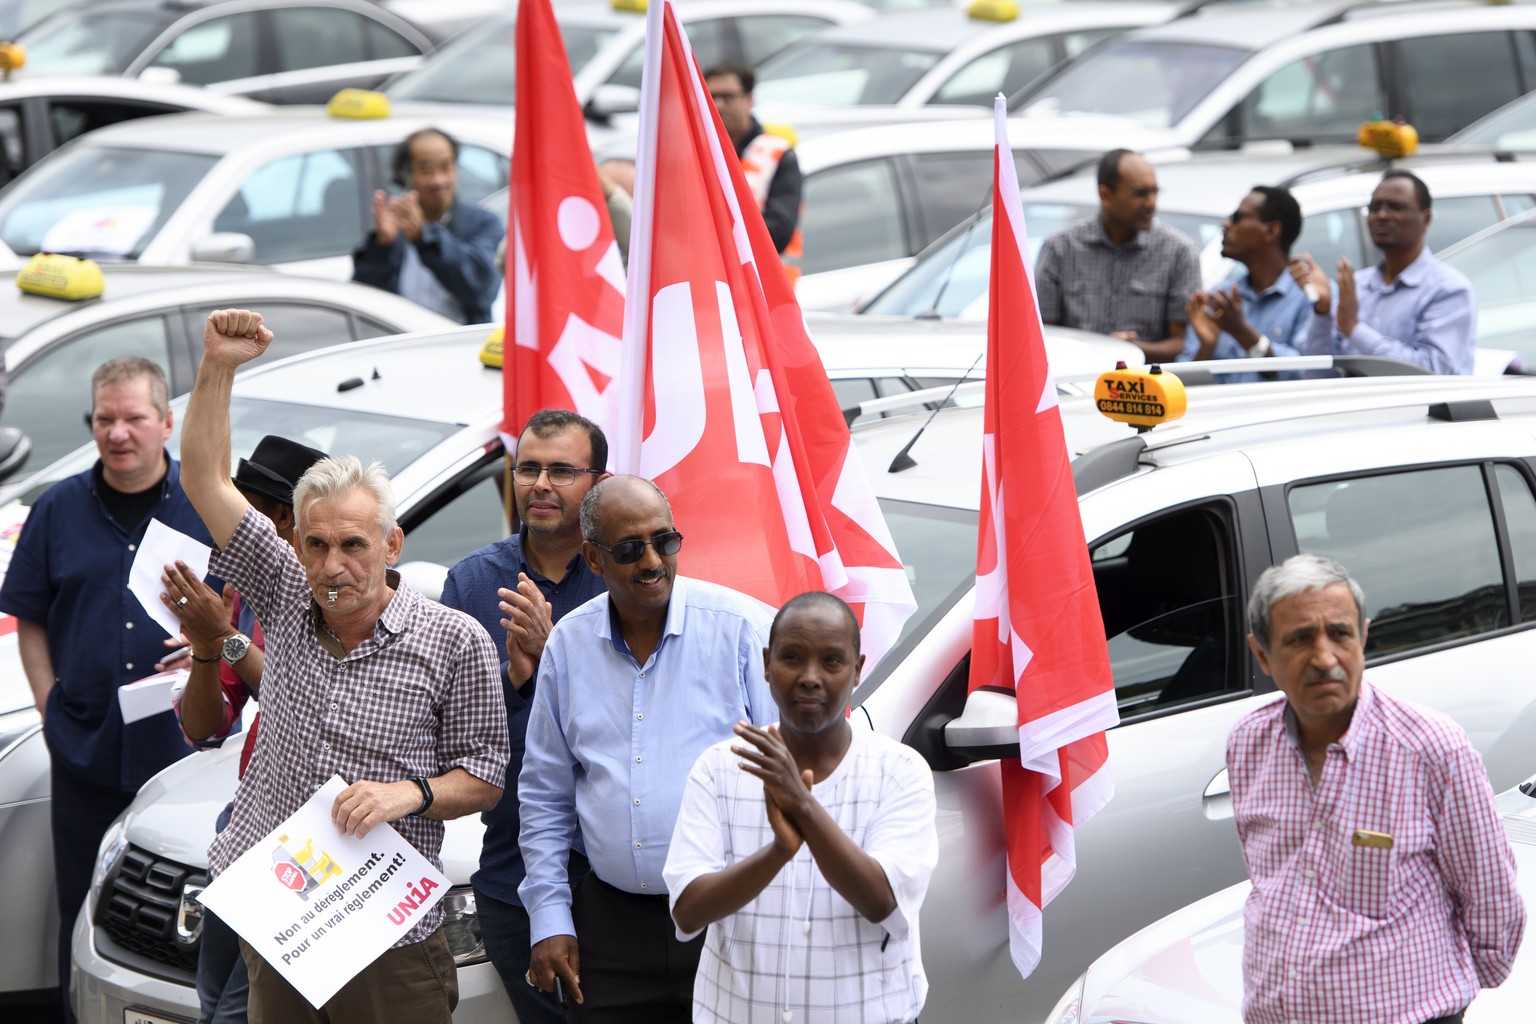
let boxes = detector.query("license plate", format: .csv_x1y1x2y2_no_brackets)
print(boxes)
124,1009,193,1024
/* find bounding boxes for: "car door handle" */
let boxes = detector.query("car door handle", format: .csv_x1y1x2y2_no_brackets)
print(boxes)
1202,768,1232,821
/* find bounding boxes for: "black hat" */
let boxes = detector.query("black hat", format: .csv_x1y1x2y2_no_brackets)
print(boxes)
233,435,329,507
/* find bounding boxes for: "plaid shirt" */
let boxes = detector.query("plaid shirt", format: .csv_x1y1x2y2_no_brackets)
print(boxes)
208,508,509,946
1228,681,1524,1024
1035,217,1201,344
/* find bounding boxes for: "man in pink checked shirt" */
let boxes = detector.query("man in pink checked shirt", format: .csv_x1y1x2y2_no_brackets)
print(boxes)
1229,553,1524,1024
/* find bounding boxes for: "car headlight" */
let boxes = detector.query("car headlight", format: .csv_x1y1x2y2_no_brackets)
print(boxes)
1044,971,1086,1024
87,816,129,913
440,886,487,967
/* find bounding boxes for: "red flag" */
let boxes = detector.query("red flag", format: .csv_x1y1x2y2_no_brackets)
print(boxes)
505,0,626,445
969,97,1119,979
613,0,916,668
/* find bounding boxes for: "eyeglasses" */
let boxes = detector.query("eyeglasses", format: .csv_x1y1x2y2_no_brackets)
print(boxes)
710,90,745,104
590,530,684,564
511,463,602,487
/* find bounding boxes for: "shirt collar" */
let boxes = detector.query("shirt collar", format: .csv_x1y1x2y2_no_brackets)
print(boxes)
1094,216,1146,251
310,568,407,659
1281,677,1374,762
1246,269,1300,302
89,450,175,501
515,527,590,586
1368,248,1432,291
597,575,689,654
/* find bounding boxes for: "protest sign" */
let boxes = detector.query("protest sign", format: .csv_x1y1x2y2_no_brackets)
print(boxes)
198,775,448,1008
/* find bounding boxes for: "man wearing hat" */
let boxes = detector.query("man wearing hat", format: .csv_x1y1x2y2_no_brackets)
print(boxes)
159,434,327,1024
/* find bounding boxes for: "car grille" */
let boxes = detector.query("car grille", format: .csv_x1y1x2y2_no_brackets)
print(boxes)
96,844,205,976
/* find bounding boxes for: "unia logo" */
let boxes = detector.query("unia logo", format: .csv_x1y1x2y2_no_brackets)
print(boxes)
271,833,342,898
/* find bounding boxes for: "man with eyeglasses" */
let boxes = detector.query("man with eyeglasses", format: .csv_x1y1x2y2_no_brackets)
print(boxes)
704,61,803,263
1036,147,1201,362
1181,186,1312,383
1292,170,1476,375
440,408,609,1024
519,475,776,1022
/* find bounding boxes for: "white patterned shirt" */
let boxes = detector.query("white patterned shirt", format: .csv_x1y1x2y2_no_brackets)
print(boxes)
663,726,937,1024
1227,680,1524,1024
208,508,509,946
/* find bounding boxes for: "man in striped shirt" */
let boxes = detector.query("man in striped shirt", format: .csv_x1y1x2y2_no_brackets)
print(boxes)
1229,553,1524,1024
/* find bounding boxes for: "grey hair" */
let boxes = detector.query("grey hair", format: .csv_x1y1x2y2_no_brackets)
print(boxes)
292,456,397,538
1247,553,1366,652
580,475,671,543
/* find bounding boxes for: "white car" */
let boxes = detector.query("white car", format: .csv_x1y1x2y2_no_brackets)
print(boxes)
1045,780,1536,1024
1015,1,1536,149
752,1,1177,113
13,0,436,105
1439,206,1536,368
0,74,269,184
0,107,511,280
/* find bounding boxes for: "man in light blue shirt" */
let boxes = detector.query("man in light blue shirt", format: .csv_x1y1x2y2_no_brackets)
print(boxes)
519,475,774,1023
1294,171,1476,375
1182,186,1313,384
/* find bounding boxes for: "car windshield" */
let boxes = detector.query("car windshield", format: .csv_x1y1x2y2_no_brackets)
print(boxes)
386,19,622,104
754,41,943,107
1449,93,1536,150
15,8,171,75
0,146,219,258
864,202,1222,317
1,396,463,509
858,497,978,691
1019,40,1251,129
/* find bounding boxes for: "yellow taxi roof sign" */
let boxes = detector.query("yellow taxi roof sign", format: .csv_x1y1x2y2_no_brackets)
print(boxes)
612,0,647,13
967,0,1020,22
480,327,504,369
0,42,24,80
16,253,104,301
761,121,799,148
1357,118,1418,159
327,88,390,120
1094,362,1186,430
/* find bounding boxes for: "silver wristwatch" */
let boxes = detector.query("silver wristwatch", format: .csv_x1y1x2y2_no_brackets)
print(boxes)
221,633,252,665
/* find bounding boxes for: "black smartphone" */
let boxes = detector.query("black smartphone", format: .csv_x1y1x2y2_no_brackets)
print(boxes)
554,976,568,1009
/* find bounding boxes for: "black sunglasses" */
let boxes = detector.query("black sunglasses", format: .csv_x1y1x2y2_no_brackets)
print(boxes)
591,530,684,564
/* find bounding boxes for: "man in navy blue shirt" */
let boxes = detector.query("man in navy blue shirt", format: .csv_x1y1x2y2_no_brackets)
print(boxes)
439,408,608,1024
1,356,211,1022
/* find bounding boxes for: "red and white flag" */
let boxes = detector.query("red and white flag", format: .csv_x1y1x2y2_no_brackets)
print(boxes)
612,0,916,668
969,96,1119,979
504,0,626,445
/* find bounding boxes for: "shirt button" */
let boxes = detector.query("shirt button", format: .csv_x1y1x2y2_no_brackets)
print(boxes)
634,799,640,806
330,702,339,710
1313,819,1324,830
639,671,645,678
1297,917,1308,927
323,742,330,750
640,882,650,889
128,544,137,552
635,756,642,763
636,713,644,721
634,842,643,849
125,622,134,629
125,662,134,670
1304,869,1316,879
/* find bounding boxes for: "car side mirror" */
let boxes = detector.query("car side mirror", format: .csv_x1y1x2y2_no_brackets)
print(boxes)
138,66,181,86
942,688,1022,763
585,84,640,121
191,233,255,265
0,426,31,483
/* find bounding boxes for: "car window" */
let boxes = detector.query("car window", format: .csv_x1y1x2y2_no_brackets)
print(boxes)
14,9,167,76
611,17,733,90
737,15,833,67
1091,506,1243,715
47,98,182,152
180,304,354,366
801,158,909,276
930,37,1058,108
364,17,422,60
398,460,510,570
1504,194,1536,217
1288,466,1509,659
1063,29,1115,60
907,151,997,249
1398,33,1525,142
1442,221,1536,304
1020,40,1250,130
0,105,20,185
1426,194,1504,254
755,42,942,107
213,148,367,264
272,7,371,72
0,145,219,258
6,316,174,470
1293,204,1367,274
147,13,261,86
1232,44,1382,146
1495,463,1536,623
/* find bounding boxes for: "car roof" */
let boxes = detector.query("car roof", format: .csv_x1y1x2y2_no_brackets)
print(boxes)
0,75,270,112
1,262,278,340
793,2,1177,54
61,106,513,154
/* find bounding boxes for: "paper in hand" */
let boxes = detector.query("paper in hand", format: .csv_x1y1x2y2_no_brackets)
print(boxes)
129,519,214,637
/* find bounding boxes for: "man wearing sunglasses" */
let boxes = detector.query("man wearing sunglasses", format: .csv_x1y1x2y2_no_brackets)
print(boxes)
519,475,776,1023
440,409,609,1024
1036,147,1201,362
1181,186,1312,383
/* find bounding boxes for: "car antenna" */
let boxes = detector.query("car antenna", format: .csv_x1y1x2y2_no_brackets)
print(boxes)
887,350,985,473
917,183,995,321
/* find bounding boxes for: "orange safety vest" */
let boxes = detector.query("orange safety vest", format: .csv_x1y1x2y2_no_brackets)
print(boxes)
739,131,803,286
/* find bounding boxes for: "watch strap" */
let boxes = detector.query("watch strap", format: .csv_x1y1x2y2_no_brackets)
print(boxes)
408,775,434,817
191,652,221,664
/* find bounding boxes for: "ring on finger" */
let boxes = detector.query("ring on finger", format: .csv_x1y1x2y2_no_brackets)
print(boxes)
525,970,536,987
176,596,189,607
